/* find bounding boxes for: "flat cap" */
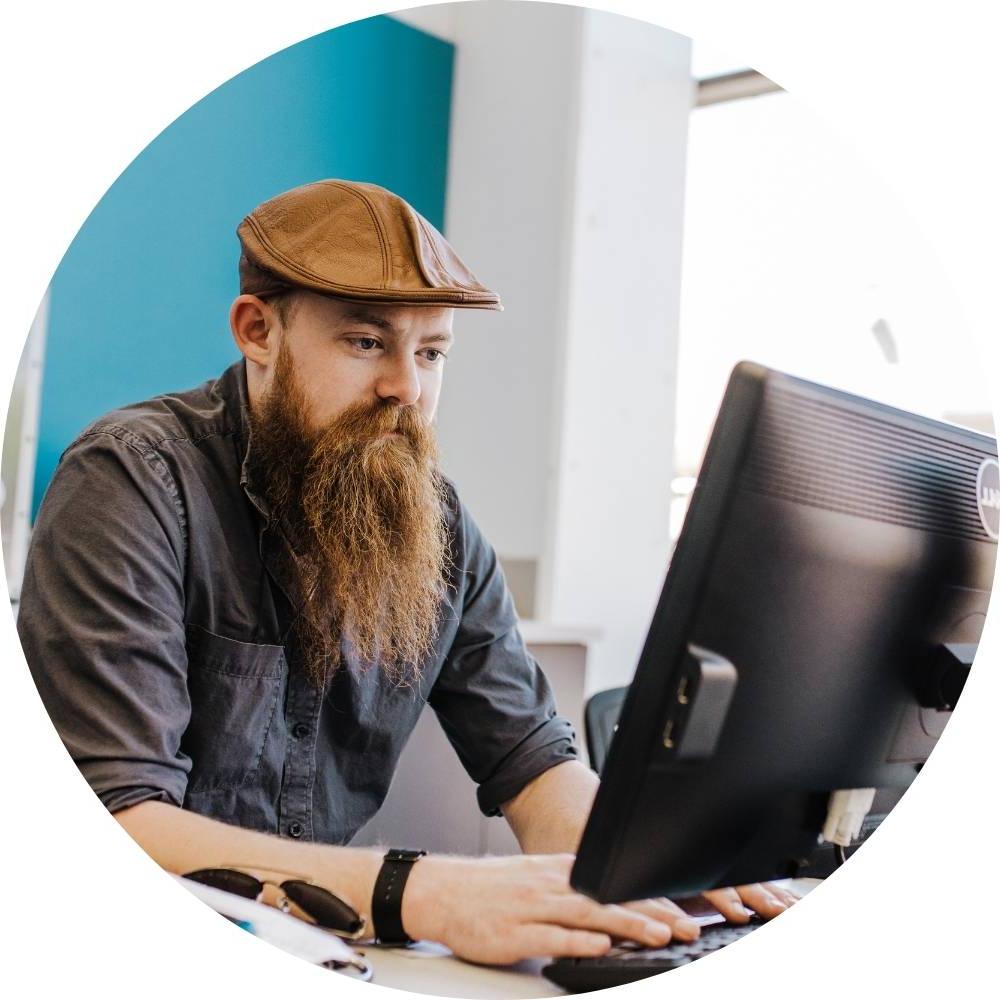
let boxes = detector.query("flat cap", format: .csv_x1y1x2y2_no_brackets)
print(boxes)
238,179,502,310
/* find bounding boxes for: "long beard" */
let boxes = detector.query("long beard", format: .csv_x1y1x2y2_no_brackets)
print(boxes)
248,344,451,688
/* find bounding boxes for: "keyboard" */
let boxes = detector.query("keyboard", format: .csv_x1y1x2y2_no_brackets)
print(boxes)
542,918,762,992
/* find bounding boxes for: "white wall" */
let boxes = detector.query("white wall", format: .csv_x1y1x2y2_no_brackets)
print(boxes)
539,10,693,691
398,1,584,564
391,1,459,39
2,291,48,602
397,2,693,690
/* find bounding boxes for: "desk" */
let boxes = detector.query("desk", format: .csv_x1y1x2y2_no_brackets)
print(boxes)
357,879,820,997
362,943,559,999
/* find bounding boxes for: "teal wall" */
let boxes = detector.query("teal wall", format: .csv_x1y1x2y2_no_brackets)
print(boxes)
35,15,454,514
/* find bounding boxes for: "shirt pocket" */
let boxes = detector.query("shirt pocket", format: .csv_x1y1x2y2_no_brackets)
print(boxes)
182,624,287,792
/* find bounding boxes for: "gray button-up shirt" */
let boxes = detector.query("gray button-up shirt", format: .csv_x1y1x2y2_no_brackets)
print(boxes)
18,361,577,844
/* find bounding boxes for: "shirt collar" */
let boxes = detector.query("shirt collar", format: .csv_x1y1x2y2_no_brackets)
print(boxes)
216,358,273,522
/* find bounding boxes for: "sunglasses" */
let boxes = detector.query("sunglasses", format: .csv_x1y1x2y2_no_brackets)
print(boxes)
183,866,366,940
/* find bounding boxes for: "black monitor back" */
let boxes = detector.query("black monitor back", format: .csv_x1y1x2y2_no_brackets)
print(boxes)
572,362,997,902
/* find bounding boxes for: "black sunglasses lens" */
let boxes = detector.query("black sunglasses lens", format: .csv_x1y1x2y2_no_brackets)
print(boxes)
183,869,263,898
282,881,364,935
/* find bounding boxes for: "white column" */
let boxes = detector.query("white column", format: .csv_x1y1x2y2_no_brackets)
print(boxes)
538,12,694,692
399,4,694,692
420,1,586,565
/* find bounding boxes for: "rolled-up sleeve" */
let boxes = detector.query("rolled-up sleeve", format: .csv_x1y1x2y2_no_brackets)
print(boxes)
429,496,579,816
17,428,193,813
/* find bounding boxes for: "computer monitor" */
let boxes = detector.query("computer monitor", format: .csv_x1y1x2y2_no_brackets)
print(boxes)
572,361,998,903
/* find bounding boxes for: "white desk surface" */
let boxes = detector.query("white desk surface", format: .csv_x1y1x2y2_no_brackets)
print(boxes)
358,879,819,997
361,942,559,999
518,620,602,645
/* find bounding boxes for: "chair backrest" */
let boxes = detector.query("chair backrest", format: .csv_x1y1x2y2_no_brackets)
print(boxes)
584,686,629,774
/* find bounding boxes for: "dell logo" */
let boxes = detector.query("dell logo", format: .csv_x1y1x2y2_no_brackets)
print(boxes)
976,458,1000,540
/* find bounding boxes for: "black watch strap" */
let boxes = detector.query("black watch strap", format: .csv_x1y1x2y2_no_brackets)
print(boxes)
371,848,427,945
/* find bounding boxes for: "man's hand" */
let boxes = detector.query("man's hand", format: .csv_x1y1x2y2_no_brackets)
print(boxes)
402,853,698,965
703,883,802,921
498,762,803,958
624,882,803,929
402,853,804,964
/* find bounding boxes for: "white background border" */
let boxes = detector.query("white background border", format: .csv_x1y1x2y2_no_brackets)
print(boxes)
2,2,997,998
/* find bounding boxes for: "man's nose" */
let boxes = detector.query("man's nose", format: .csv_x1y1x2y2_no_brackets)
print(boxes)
375,355,421,407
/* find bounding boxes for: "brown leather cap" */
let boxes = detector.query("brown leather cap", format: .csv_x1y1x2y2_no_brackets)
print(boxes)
237,179,502,310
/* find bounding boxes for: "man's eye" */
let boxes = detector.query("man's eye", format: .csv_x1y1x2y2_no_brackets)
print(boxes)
422,348,446,363
351,337,380,351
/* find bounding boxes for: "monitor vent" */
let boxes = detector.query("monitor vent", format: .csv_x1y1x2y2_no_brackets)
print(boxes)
741,384,997,543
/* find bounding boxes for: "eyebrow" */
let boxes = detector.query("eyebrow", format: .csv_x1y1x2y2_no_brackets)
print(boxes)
342,310,399,334
419,332,455,346
342,310,453,345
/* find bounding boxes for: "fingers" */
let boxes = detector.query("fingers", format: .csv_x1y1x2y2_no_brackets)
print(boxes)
467,923,612,965
702,887,754,924
733,883,793,919
624,896,687,921
703,881,804,922
538,896,674,948
757,882,802,911
520,924,614,960
622,898,701,942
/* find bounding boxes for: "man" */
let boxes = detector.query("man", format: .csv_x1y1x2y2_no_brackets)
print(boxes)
18,180,797,964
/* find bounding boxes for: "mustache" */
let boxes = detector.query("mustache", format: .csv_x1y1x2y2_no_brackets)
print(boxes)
308,398,433,454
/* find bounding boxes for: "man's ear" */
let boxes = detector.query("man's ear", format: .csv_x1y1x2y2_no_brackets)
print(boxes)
230,295,281,367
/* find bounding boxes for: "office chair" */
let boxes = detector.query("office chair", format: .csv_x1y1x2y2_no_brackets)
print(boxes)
584,686,628,774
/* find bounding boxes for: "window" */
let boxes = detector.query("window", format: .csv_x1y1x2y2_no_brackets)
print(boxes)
672,87,993,538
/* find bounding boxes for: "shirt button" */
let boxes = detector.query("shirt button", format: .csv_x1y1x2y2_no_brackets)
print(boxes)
292,723,310,739
288,821,304,838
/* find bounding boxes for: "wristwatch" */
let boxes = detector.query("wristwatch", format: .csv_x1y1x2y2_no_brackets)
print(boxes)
371,848,427,946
